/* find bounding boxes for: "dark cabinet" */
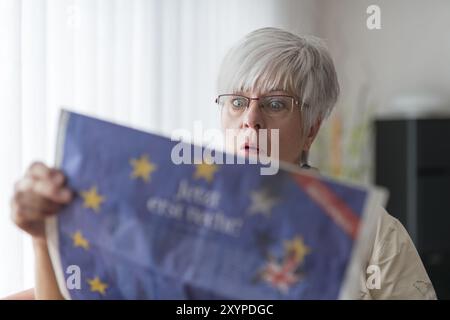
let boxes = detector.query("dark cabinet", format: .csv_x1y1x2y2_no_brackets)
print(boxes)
375,117,450,299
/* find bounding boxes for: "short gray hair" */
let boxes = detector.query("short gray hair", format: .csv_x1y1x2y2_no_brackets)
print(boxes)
217,27,340,134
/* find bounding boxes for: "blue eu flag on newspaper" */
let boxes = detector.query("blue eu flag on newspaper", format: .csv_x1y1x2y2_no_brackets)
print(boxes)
46,110,382,299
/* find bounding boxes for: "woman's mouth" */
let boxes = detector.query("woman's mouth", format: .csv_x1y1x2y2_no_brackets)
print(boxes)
241,143,261,156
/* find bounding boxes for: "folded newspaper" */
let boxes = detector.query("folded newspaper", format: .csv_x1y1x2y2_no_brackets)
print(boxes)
46,110,387,299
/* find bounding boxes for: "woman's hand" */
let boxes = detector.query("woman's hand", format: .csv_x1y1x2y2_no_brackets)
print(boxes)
10,162,72,299
10,161,73,241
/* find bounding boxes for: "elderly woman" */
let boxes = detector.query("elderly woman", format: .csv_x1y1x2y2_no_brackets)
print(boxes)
10,27,436,300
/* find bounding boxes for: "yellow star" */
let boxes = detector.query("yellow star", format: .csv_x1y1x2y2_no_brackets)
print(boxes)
194,162,218,183
81,186,105,213
284,236,310,264
72,230,89,250
130,154,156,182
87,277,108,295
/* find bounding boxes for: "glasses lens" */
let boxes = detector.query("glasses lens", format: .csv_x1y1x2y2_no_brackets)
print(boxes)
219,95,248,116
217,95,295,118
260,96,293,116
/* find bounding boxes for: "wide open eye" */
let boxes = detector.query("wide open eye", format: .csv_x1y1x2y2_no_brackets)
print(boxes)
269,100,285,111
263,97,290,113
231,97,247,109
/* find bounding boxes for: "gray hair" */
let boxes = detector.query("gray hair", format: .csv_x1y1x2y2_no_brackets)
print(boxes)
217,27,340,135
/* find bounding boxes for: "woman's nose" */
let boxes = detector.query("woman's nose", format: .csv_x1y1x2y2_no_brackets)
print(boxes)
243,100,264,130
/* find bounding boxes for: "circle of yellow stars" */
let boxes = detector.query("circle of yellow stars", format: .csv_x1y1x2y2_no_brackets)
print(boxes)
74,153,159,296
74,154,221,297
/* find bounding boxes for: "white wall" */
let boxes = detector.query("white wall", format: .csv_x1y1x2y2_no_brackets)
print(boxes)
319,0,450,113
306,0,450,181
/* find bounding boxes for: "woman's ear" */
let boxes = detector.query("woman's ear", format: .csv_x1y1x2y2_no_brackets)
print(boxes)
302,118,322,152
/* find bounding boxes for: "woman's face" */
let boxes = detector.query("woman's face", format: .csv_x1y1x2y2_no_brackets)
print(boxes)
220,89,309,165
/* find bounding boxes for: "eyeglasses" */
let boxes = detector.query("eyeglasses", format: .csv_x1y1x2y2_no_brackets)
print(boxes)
215,94,304,118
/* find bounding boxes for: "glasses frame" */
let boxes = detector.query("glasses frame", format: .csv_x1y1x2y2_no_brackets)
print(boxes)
215,94,306,115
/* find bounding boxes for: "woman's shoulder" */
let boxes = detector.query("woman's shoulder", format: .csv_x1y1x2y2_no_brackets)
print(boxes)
373,206,408,254
360,206,437,299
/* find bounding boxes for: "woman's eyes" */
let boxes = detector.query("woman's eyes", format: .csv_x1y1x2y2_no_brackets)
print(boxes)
231,98,246,108
266,99,286,111
228,97,288,112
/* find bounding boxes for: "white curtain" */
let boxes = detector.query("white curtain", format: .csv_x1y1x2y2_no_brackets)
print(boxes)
0,0,319,297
